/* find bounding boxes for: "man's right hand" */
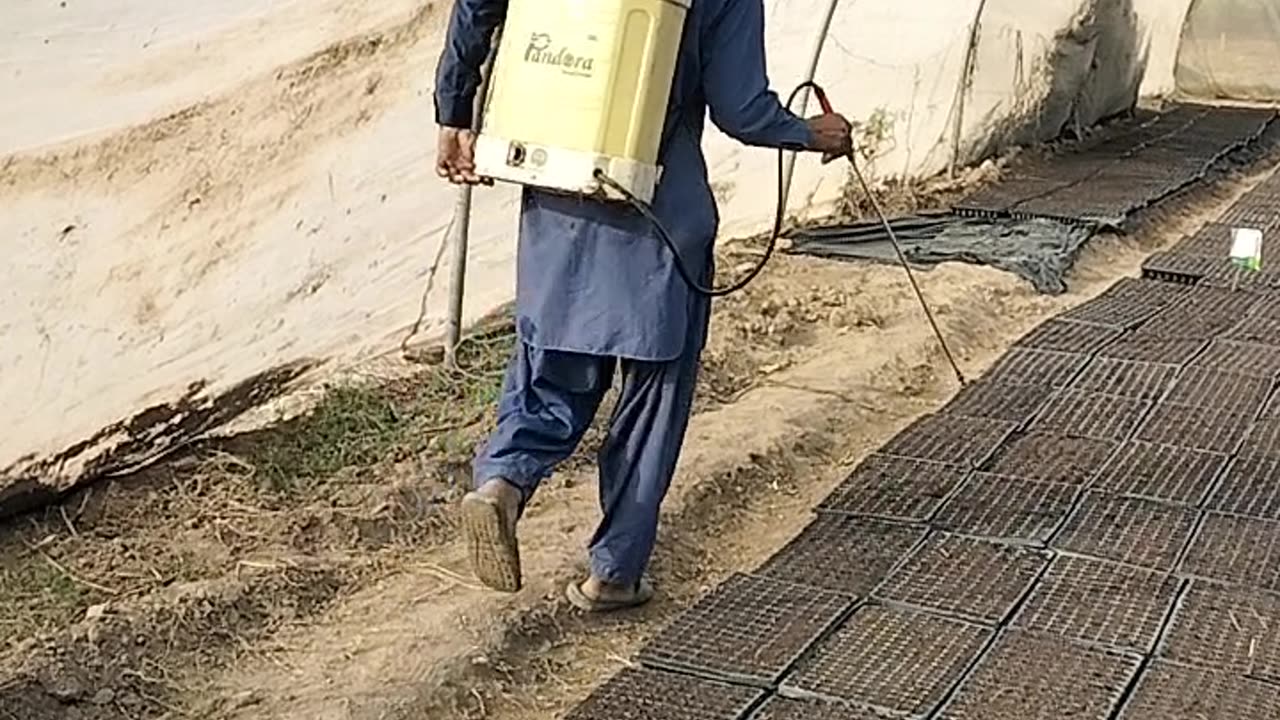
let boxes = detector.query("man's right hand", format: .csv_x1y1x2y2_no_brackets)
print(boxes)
437,126,482,184
806,113,854,163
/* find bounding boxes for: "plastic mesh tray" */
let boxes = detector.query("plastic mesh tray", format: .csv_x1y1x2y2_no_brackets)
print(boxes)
1141,252,1217,284
565,666,764,720
1098,336,1207,365
1218,319,1280,353
1218,201,1280,225
749,697,890,720
1200,270,1280,293
1160,583,1280,682
1125,154,1206,177
1206,454,1280,521
1225,184,1280,205
1191,339,1280,377
637,573,854,685
933,473,1077,545
1038,157,1115,179
1165,367,1271,415
984,433,1119,486
1117,662,1280,720
1244,292,1280,319
983,349,1089,389
781,604,990,716
1014,555,1180,654
1180,513,1280,592
1137,307,1242,341
1176,284,1265,316
1059,295,1164,330
1172,223,1234,256
1217,203,1280,230
875,533,1048,625
1014,320,1124,355
1254,167,1280,193
1091,440,1228,505
1071,358,1179,401
1030,391,1151,441
1016,195,1137,225
879,414,1016,469
1058,280,1181,330
945,382,1053,426
1100,277,1192,305
1044,175,1172,203
955,178,1067,214
1054,493,1198,571
1135,403,1252,454
1192,105,1277,132
818,454,969,522
936,630,1140,720
1232,183,1280,205
754,515,927,597
1243,418,1280,458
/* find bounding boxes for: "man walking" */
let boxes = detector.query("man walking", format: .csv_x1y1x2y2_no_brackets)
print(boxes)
434,0,852,611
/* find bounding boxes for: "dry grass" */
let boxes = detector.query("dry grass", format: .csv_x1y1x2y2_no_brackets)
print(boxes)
0,323,518,656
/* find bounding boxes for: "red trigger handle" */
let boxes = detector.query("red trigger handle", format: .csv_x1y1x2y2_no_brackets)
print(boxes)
794,81,835,115
812,85,834,115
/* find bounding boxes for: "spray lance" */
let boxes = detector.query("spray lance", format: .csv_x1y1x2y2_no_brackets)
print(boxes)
470,0,966,386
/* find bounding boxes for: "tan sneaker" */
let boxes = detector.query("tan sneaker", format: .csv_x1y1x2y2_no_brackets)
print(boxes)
460,479,523,592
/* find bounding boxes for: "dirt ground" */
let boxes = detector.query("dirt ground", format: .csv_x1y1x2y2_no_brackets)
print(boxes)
2,145,1271,719
4,7,1277,717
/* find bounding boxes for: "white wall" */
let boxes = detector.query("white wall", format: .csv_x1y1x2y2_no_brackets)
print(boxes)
1,3,521,488
0,0,1200,495
708,0,982,237
1133,0,1195,98
715,0,1187,237
1174,0,1280,101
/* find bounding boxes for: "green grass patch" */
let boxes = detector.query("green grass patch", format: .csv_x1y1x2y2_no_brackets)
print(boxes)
0,559,89,646
244,327,515,494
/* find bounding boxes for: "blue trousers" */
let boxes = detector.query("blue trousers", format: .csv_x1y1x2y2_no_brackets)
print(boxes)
473,305,709,586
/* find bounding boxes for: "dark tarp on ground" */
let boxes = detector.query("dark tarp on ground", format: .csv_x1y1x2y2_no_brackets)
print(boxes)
787,216,1096,295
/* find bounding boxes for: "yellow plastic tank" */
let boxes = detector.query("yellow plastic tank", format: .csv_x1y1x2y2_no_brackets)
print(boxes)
473,0,691,204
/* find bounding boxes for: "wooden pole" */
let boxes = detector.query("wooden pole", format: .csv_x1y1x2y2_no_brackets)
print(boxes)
443,187,473,370
443,35,500,369
949,0,988,179
781,0,842,208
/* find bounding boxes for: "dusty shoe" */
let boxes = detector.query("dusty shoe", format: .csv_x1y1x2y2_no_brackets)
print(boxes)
460,479,523,592
565,577,654,613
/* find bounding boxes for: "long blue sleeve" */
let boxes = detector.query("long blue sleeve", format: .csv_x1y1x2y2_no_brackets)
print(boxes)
434,0,508,128
701,0,813,149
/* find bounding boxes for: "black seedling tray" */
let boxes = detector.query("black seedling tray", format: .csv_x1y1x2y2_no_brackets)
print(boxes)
637,573,854,686
1013,554,1179,654
875,533,1048,626
781,603,989,717
1053,493,1198,571
754,514,926,597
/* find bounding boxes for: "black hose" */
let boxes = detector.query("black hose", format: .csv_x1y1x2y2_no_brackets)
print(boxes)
596,82,969,385
594,82,817,297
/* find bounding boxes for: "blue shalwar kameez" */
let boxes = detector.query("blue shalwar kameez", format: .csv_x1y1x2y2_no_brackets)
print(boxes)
435,0,813,586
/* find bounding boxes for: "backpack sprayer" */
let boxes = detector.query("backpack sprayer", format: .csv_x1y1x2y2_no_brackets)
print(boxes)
471,0,966,386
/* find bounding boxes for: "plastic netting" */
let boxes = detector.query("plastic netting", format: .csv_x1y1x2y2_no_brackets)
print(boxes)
1175,0,1280,102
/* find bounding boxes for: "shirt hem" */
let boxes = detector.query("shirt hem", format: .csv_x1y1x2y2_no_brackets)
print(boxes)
516,325,685,364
